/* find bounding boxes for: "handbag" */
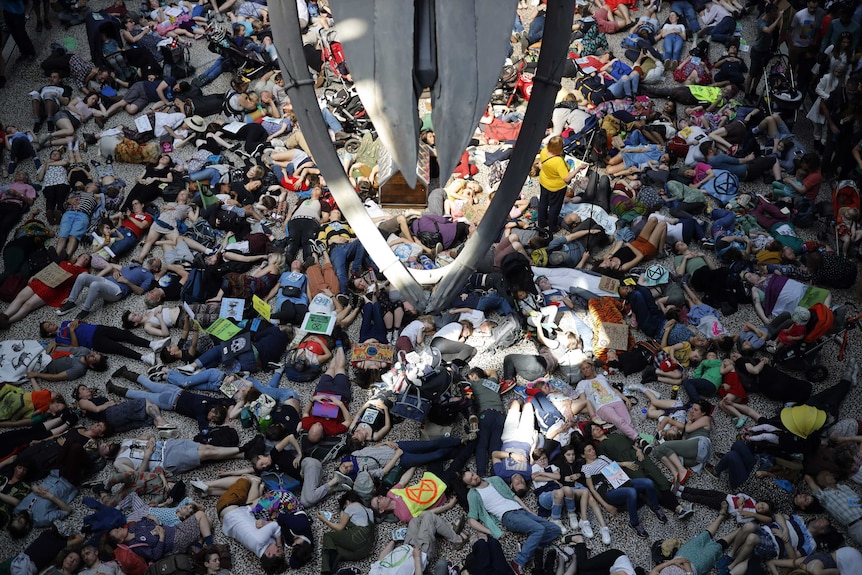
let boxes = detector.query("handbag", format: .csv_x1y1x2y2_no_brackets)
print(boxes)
310,393,341,419
248,394,275,420
144,553,194,575
0,275,27,302
391,385,431,422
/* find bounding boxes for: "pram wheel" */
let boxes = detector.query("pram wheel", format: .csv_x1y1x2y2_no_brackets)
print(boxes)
806,365,828,383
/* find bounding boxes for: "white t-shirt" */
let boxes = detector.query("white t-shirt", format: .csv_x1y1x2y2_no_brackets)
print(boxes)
476,484,521,519
661,23,686,36
457,309,486,328
610,555,637,575
222,506,282,558
575,376,622,409
531,463,560,490
434,322,462,342
399,320,425,346
368,544,427,575
837,547,862,574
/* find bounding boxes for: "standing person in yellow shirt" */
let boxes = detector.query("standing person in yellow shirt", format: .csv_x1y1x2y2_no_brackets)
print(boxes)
536,136,585,235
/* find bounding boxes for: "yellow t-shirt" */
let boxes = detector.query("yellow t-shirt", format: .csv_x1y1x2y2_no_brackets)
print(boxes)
538,148,569,191
664,342,692,368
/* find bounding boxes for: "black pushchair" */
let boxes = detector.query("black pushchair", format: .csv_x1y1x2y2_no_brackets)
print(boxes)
86,11,161,80
206,25,276,81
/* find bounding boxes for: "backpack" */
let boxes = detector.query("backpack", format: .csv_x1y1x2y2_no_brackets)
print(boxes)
416,221,443,249
114,544,148,575
193,426,239,447
574,73,609,105
160,42,195,79
260,470,300,494
487,314,523,353
0,275,27,302
180,268,208,303
145,553,194,575
185,218,219,248
792,197,816,228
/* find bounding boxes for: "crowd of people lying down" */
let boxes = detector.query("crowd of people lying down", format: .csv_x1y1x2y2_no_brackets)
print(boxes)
1,0,862,575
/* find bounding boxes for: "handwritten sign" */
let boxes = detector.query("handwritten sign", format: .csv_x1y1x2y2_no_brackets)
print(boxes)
252,295,271,321
206,317,242,340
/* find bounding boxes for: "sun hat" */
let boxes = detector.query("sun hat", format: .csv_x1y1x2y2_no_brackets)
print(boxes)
780,405,826,439
640,264,670,287
184,115,206,133
791,306,811,326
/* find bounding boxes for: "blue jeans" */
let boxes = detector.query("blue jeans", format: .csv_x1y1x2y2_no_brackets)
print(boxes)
111,226,139,258
609,73,641,99
477,293,514,316
512,12,524,35
196,344,258,372
166,368,224,390
396,437,463,468
200,56,226,83
715,441,756,490
670,1,700,32
125,377,182,410
475,409,504,476
188,167,223,185
250,371,299,402
359,301,388,343
501,508,562,568
683,377,718,402
320,108,343,133
330,240,368,293
705,16,736,44
526,12,545,44
709,209,736,236
663,34,684,61
602,478,660,525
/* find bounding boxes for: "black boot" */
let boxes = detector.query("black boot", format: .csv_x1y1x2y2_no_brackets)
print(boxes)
112,366,140,383
105,380,128,397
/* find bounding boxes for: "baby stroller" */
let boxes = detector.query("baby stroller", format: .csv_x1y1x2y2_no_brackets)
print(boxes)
86,11,161,80
158,38,195,79
206,24,275,80
323,85,373,134
761,54,804,125
318,29,350,88
831,179,862,255
773,304,856,382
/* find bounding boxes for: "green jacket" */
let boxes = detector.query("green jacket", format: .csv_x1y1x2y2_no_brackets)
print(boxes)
466,476,518,539
595,432,670,491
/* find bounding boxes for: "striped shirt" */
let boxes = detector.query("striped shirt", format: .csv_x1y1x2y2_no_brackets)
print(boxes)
815,483,862,527
317,220,355,248
68,191,99,215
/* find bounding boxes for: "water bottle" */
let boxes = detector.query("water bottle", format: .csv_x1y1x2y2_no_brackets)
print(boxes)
638,408,648,421
419,255,435,270
258,415,272,433
671,386,680,400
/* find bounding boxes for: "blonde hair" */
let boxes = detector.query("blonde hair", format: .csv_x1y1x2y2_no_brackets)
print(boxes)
546,136,564,156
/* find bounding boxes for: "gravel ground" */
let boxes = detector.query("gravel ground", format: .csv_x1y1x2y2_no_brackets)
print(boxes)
0,1,861,574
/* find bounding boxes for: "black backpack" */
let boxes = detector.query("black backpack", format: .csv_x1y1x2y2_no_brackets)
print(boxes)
793,197,816,228
487,314,523,353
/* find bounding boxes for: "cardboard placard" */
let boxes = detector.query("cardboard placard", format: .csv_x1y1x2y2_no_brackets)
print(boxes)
33,263,72,289
206,317,242,341
351,342,395,365
598,275,620,294
219,298,245,321
598,322,628,351
300,312,336,335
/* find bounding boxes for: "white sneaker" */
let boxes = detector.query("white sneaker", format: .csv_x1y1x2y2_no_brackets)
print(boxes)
150,337,171,351
141,352,155,366
600,526,612,545
177,364,197,374
190,480,209,494
579,520,594,538
568,514,580,532
550,518,567,533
